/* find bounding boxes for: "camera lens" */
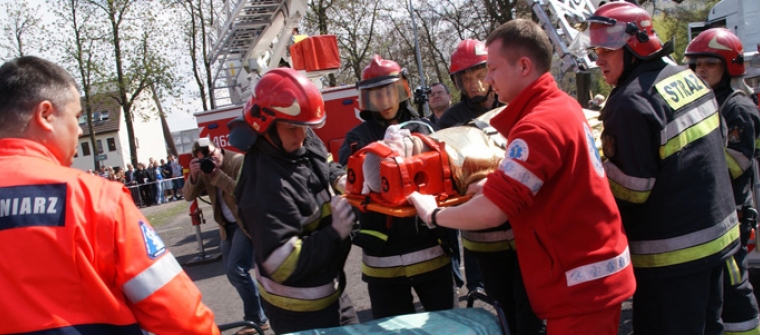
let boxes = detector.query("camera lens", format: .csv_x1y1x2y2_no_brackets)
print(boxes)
200,157,215,174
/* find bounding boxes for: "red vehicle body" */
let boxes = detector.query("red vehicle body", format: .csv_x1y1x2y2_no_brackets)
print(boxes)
193,85,362,160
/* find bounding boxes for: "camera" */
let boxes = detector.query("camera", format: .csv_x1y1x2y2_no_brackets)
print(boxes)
197,138,216,174
413,86,431,106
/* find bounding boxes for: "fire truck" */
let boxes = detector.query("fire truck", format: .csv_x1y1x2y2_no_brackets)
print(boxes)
195,0,363,159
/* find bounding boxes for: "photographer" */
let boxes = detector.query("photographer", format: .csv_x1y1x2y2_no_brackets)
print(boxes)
183,139,269,334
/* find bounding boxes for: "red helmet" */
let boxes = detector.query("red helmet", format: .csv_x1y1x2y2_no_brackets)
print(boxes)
244,68,325,134
356,55,411,112
684,28,745,77
587,2,662,59
449,39,488,75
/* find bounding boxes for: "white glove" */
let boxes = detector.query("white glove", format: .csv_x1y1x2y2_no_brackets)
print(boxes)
331,196,356,239
407,191,439,228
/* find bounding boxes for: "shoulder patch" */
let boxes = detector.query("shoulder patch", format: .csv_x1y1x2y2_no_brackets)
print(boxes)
507,138,529,161
139,220,166,259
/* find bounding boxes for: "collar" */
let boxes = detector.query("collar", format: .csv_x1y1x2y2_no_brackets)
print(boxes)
0,138,63,165
490,72,557,134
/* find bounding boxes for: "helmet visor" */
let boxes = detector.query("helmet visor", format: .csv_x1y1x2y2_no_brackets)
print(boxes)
587,21,632,51
359,81,410,113
452,64,489,98
683,56,722,67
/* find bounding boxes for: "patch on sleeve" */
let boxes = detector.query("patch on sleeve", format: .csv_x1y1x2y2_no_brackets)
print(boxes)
139,220,166,259
585,123,605,177
727,126,743,144
507,138,529,161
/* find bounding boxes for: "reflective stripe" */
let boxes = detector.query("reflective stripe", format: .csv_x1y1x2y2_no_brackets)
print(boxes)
726,148,752,179
299,190,331,228
256,268,338,299
659,101,720,159
264,237,302,283
565,247,631,287
123,253,182,303
362,254,450,278
461,230,515,252
303,202,332,234
462,239,515,253
255,268,340,312
357,229,388,241
498,158,543,195
724,316,760,334
263,236,296,275
603,160,655,204
726,257,742,286
363,245,445,268
631,214,739,268
461,229,514,243
630,212,737,254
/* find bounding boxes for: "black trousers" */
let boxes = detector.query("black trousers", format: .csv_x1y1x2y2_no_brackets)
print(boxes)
367,271,456,319
722,224,760,334
633,264,724,335
473,249,545,335
263,290,357,334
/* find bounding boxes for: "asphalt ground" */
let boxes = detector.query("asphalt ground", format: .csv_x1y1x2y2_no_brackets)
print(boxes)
141,198,633,335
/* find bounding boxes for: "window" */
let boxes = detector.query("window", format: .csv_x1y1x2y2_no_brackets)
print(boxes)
81,142,91,156
96,139,104,154
107,138,117,152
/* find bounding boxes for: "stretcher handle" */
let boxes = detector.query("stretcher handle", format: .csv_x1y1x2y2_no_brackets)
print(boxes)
217,320,263,333
466,289,511,335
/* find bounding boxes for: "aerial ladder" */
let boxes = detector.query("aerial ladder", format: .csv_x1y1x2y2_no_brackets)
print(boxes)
207,0,308,109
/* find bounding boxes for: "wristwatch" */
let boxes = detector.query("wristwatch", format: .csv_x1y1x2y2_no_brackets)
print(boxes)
427,207,443,229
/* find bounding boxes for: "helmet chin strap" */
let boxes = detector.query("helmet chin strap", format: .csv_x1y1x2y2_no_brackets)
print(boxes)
468,86,493,104
265,124,284,151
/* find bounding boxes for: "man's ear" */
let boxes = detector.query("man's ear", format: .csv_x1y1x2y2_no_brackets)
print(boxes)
33,100,56,131
519,57,532,76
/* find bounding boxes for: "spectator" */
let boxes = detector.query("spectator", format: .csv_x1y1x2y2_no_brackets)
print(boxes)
168,155,184,200
184,139,269,334
426,82,451,125
153,161,166,205
135,163,153,207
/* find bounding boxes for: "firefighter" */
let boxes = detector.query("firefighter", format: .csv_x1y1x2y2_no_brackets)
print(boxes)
0,56,219,334
337,55,456,319
588,2,740,333
407,19,636,334
684,28,760,335
438,39,501,129
441,39,544,334
234,68,358,334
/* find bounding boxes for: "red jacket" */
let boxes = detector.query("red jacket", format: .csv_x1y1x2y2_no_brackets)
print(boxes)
482,73,635,319
0,139,219,335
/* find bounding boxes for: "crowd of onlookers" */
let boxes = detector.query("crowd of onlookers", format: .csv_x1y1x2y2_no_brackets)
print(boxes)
85,154,185,207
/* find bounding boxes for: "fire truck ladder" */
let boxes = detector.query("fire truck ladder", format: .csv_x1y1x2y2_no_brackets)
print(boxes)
208,0,307,108
528,0,598,73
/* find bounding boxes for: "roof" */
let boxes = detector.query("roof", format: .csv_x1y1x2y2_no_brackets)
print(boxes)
79,95,122,137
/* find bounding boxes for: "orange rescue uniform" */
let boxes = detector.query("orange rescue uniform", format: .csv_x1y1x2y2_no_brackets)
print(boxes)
0,138,219,335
